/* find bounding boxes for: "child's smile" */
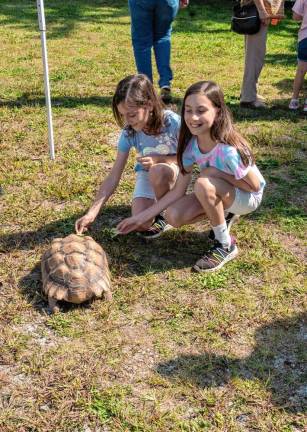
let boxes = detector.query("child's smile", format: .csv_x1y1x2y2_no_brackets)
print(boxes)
117,102,151,132
184,94,218,136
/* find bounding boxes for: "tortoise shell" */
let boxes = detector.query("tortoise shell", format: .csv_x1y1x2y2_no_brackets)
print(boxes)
41,234,112,312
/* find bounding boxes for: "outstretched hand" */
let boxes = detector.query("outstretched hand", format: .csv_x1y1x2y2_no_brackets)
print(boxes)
116,215,144,235
75,212,96,235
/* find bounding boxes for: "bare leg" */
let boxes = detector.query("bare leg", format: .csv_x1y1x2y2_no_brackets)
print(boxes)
292,61,307,99
194,176,236,226
149,163,177,199
131,164,176,232
166,167,237,228
131,197,155,230
166,193,205,227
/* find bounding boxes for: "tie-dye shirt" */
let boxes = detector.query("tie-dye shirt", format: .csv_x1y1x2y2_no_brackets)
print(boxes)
182,138,266,195
118,110,180,172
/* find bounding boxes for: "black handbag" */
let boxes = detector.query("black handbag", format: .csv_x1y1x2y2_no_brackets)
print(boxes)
231,1,261,35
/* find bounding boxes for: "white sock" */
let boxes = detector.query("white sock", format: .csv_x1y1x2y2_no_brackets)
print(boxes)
213,221,231,249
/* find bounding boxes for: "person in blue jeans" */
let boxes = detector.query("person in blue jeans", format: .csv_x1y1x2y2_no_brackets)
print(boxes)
128,0,189,102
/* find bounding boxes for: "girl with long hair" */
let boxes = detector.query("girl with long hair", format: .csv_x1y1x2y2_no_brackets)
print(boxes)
117,81,266,272
75,74,180,238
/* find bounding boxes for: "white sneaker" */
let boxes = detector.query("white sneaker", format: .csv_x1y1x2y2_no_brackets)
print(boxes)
289,98,300,110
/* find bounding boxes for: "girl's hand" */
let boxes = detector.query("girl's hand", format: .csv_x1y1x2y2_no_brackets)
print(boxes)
75,211,96,235
261,17,271,25
180,0,189,8
259,11,271,26
137,155,159,170
116,215,144,235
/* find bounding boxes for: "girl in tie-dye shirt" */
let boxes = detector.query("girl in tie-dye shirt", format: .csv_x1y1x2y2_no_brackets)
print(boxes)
118,81,265,273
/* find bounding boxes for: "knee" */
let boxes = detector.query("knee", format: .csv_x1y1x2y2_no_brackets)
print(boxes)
149,164,172,187
165,207,182,228
194,177,215,200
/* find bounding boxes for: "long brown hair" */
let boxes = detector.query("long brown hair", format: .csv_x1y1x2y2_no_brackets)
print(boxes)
112,74,165,136
177,81,255,174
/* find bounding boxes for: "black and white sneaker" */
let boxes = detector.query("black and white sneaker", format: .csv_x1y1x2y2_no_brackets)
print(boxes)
208,213,239,241
137,214,173,240
193,237,238,273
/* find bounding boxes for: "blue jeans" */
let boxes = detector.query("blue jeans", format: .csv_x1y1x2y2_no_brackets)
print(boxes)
128,0,179,88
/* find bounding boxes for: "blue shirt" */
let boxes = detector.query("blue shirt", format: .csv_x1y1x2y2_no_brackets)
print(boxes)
117,110,180,171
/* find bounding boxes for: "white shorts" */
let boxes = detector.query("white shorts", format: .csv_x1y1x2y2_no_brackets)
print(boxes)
225,188,263,215
133,163,179,200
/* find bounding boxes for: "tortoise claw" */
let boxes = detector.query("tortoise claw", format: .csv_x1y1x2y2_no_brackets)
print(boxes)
104,290,112,302
48,297,60,314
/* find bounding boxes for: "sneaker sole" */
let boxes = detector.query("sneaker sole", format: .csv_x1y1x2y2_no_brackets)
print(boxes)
138,224,173,240
192,246,239,273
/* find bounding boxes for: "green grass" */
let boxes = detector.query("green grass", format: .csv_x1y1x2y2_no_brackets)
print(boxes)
0,1,306,431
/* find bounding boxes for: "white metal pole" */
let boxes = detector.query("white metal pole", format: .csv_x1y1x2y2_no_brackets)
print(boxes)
37,0,55,160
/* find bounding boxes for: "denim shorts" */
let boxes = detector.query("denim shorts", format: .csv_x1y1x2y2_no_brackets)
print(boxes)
298,38,307,62
133,163,179,200
225,188,263,215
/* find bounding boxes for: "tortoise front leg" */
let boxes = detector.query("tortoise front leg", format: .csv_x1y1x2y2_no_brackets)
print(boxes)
48,296,60,313
104,289,112,302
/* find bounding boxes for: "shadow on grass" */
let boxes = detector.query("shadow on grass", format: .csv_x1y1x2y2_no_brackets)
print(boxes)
265,52,297,66
174,1,297,36
0,0,129,39
0,0,296,40
157,313,307,412
0,93,180,110
0,93,113,109
3,92,305,122
274,78,295,93
229,101,307,121
0,0,235,40
155,96,305,122
0,0,233,40
12,204,212,311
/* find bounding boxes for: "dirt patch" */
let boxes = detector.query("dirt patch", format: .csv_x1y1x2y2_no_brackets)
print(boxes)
116,321,160,383
12,321,62,349
270,229,306,262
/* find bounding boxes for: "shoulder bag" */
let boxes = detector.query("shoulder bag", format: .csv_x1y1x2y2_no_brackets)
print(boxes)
231,1,261,35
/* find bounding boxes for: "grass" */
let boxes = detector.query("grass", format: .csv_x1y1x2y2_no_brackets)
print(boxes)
0,0,306,431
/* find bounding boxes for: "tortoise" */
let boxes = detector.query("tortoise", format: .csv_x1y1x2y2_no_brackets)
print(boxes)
41,234,112,313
